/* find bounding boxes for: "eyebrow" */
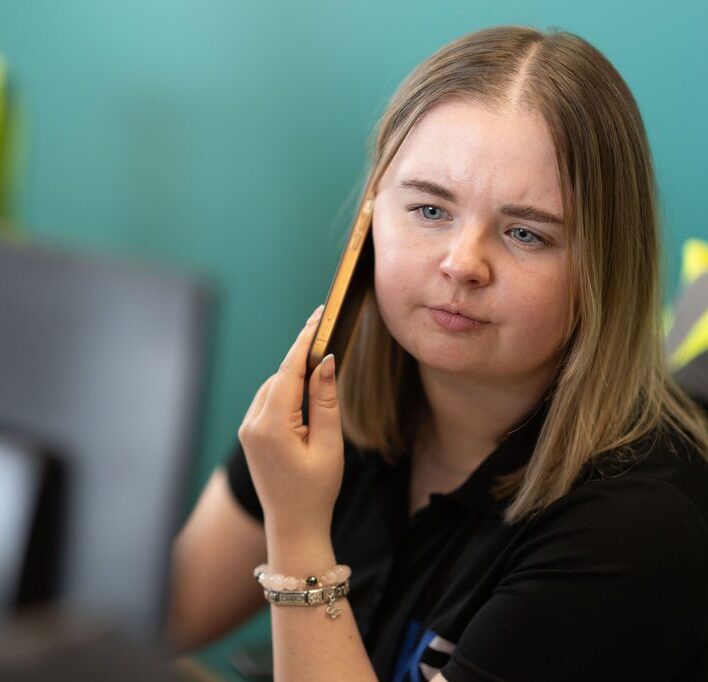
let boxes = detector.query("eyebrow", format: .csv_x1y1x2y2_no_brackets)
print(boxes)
398,178,564,227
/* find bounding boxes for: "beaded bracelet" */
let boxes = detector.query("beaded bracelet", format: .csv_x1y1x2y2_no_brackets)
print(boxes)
253,563,351,591
253,564,352,619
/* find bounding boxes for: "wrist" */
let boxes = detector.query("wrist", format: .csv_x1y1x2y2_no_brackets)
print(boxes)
264,524,336,577
264,512,332,544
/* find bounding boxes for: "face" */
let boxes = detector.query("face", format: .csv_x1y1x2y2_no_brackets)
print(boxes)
372,99,571,385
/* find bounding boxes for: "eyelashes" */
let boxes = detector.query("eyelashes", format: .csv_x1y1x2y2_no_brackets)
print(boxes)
507,227,548,247
411,205,448,222
406,205,549,247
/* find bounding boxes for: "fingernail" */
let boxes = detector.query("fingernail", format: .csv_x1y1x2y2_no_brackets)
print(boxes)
307,304,324,324
320,353,335,380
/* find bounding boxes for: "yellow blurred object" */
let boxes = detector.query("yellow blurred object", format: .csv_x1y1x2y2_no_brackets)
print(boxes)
662,306,675,338
668,238,708,371
0,54,6,131
681,238,708,286
669,309,708,371
0,54,28,235
0,53,8,231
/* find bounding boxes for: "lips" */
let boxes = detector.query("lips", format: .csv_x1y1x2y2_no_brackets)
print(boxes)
429,303,488,324
428,307,489,332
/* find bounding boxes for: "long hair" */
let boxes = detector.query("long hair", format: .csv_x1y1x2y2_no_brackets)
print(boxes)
335,25,708,525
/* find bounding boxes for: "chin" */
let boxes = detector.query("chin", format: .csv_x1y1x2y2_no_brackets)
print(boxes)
412,345,495,376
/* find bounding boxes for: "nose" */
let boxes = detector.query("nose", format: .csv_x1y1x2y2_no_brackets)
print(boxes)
438,227,492,287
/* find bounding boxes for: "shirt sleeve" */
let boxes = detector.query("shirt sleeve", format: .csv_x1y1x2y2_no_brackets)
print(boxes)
440,477,708,682
224,437,264,523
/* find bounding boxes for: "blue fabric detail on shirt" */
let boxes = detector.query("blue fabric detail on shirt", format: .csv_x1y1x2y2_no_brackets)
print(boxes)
391,619,438,681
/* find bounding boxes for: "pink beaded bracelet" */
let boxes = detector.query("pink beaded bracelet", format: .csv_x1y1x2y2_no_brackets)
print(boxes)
253,563,351,591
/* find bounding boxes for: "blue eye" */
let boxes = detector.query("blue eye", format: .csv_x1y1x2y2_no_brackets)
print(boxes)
409,205,449,222
508,227,547,246
408,205,549,248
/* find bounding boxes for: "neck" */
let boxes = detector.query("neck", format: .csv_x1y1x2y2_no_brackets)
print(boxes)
414,362,556,477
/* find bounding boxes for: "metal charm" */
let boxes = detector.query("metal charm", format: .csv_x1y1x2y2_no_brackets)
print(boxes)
325,594,342,619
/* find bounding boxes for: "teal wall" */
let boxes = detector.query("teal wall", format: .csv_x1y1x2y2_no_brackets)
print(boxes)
0,1,705,505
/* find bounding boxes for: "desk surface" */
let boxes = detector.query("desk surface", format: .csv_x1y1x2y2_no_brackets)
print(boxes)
177,658,227,681
190,607,272,682
0,608,235,681
0,605,271,682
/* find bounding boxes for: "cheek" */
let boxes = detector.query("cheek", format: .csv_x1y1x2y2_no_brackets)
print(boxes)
373,255,411,316
372,242,426,343
372,218,420,308
507,267,571,348
372,204,438,272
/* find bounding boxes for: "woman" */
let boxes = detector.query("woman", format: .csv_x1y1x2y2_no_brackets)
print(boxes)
168,25,708,681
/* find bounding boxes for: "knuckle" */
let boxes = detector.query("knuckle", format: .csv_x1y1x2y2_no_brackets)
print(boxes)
250,421,271,444
237,422,250,441
285,410,304,430
316,395,339,410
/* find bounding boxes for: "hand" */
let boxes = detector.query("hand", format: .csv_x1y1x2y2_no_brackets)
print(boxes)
237,304,344,538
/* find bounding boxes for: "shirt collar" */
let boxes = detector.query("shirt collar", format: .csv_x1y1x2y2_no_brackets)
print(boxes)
441,388,552,518
394,388,552,518
372,386,554,521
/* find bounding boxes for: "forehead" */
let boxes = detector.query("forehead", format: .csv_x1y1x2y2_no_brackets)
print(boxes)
380,100,563,212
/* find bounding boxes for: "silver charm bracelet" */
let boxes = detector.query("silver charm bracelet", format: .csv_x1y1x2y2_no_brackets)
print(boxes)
253,564,352,619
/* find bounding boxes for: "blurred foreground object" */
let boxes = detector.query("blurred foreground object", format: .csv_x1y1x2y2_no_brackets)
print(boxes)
0,430,64,612
0,607,195,681
0,54,29,235
0,236,214,643
666,238,708,412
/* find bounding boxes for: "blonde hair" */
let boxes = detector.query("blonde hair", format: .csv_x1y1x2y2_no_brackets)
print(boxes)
336,25,708,525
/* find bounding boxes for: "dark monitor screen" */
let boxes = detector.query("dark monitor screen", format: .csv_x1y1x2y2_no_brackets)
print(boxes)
0,437,45,610
0,237,213,642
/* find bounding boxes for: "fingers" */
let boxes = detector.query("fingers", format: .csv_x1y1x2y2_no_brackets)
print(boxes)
265,304,324,418
279,304,324,372
250,374,277,422
238,374,275,441
306,353,341,451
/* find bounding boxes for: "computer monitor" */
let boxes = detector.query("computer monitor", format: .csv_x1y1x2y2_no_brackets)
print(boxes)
0,236,213,643
0,428,64,612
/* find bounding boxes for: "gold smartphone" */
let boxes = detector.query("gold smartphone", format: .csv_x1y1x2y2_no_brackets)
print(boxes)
305,191,375,386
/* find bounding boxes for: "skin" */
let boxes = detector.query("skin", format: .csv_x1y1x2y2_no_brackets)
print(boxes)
372,99,571,487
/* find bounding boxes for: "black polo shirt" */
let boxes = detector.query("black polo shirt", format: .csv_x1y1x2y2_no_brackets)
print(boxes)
226,394,708,681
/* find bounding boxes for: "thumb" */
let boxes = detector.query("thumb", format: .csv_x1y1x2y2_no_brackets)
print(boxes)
307,354,342,452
